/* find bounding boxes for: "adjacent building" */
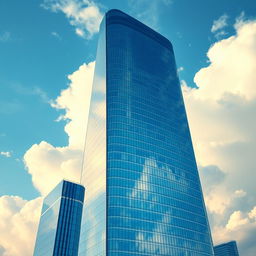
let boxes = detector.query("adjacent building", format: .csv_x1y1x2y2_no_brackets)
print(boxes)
79,9,214,256
214,241,240,256
33,180,85,256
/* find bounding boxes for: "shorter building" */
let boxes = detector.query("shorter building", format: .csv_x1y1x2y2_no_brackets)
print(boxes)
33,180,85,256
214,241,239,256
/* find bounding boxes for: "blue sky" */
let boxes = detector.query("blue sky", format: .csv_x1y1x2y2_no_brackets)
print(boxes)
1,0,256,255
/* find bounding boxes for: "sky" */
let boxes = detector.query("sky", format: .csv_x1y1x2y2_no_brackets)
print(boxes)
0,0,256,255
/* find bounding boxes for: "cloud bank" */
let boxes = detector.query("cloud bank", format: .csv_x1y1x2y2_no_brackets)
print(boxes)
183,17,256,255
0,62,95,255
0,196,42,256
24,62,94,195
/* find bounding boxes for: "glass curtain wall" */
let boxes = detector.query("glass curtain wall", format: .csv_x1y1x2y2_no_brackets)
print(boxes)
106,10,214,256
34,180,84,256
79,17,107,256
79,9,214,256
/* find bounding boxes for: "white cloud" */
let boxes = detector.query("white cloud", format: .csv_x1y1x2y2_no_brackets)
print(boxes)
24,62,94,195
212,206,256,253
42,0,103,38
235,189,247,198
183,16,256,255
24,141,83,195
52,62,94,150
0,61,95,255
75,28,84,37
249,207,256,220
211,14,228,33
184,19,256,166
51,31,61,39
11,84,50,103
226,211,249,230
213,206,256,243
234,12,246,30
177,66,184,72
0,152,11,158
0,196,42,256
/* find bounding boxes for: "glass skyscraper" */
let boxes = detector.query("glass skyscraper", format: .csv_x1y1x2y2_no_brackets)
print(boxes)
214,241,240,256
79,9,214,256
33,180,85,256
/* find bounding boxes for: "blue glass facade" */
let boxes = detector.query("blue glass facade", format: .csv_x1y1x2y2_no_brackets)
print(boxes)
79,9,214,256
214,241,239,256
34,180,85,256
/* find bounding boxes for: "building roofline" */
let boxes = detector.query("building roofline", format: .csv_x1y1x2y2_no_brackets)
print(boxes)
105,9,173,51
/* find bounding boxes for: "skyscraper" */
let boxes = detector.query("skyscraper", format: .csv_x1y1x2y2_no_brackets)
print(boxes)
33,180,85,256
214,241,240,256
79,9,214,256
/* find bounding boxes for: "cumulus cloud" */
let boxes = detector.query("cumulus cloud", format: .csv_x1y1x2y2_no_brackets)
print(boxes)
42,0,103,38
24,62,94,195
211,14,228,33
212,206,256,253
0,61,95,255
0,195,42,256
249,207,256,220
52,62,94,149
234,189,247,198
0,151,11,158
226,211,249,230
183,16,256,255
24,141,83,195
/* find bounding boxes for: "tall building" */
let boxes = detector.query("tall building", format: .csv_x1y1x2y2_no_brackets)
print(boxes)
214,241,240,256
33,180,85,256
79,9,214,256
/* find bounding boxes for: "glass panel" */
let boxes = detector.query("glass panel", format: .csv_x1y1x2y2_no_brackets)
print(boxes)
78,17,107,256
34,181,85,256
33,182,63,256
54,181,85,256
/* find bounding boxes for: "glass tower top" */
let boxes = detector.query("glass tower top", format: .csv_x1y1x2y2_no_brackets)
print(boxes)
79,9,214,256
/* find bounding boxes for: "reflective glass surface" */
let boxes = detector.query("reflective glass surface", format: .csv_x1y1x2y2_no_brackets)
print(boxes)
34,180,84,256
214,241,239,256
79,9,214,256
79,17,107,256
106,10,213,256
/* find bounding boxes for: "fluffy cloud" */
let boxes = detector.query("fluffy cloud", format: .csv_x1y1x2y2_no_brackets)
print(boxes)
0,152,11,158
212,206,256,254
0,196,42,256
52,62,94,150
1,61,95,255
183,17,256,254
24,141,83,195
42,0,103,38
24,62,94,195
211,14,228,33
